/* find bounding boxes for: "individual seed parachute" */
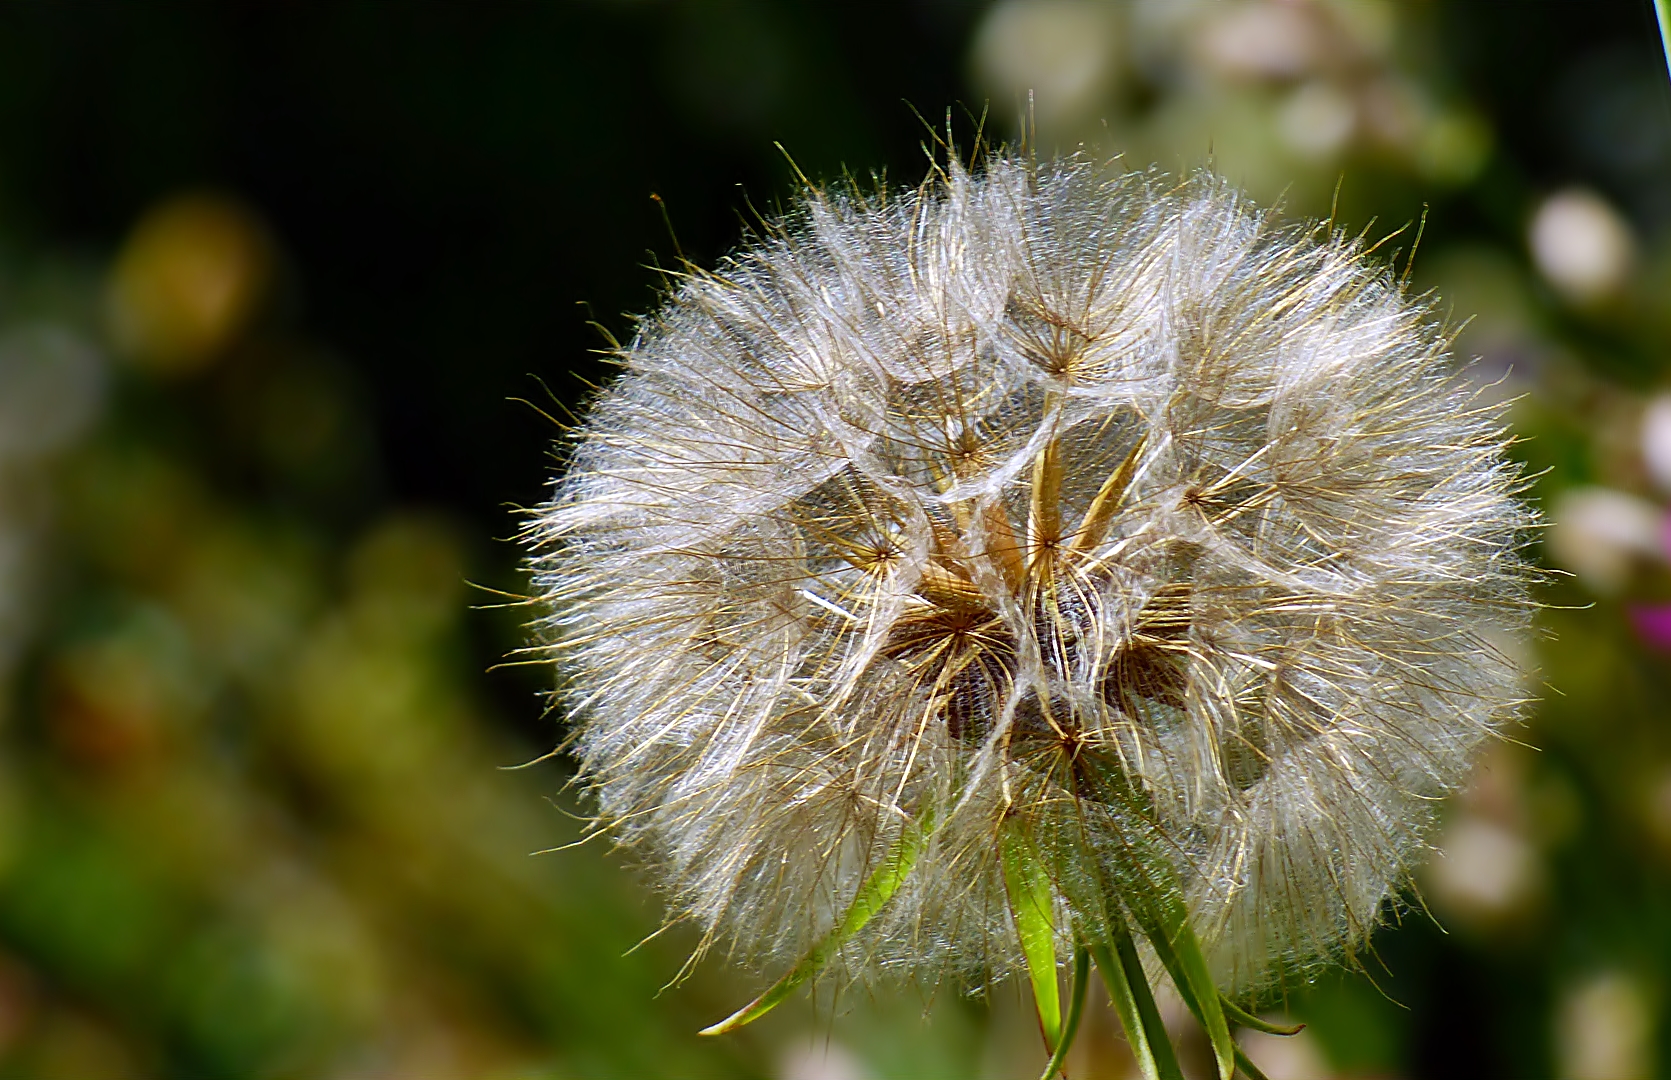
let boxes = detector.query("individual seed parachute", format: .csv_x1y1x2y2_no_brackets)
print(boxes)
525,150,1536,1079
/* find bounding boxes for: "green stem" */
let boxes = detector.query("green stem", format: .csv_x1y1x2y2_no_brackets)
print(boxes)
1068,753,1235,1080
1037,945,1090,1080
1088,924,1185,1080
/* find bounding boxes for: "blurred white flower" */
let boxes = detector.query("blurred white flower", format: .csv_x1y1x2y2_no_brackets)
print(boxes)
1238,1023,1334,1080
1425,814,1542,924
1556,972,1656,1080
781,1039,870,1080
1640,394,1671,496
978,0,1493,206
1277,81,1357,160
1529,189,1636,305
1193,2,1320,80
1546,486,1665,593
969,0,1119,130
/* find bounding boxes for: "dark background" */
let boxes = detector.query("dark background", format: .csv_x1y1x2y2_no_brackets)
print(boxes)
0,0,1648,528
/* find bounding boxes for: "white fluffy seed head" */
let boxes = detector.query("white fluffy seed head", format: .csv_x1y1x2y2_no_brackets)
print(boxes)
526,153,1536,1000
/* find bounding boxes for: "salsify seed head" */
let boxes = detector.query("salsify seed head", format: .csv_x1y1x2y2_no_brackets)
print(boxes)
526,152,1536,1001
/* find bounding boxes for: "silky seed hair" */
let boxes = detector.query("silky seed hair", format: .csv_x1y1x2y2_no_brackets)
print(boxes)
525,152,1535,1001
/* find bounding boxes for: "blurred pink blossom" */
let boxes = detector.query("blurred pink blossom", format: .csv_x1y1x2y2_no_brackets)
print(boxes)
1629,605,1671,652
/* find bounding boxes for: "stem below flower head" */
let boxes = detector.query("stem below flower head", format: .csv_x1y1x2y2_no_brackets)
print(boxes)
1037,946,1090,1080
1088,926,1183,1080
1002,793,1296,1080
1066,753,1238,1080
698,756,1300,1080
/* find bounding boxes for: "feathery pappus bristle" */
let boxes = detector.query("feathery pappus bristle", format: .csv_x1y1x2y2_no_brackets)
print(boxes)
523,151,1536,1054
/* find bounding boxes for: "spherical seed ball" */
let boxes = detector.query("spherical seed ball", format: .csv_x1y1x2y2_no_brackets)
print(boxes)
527,154,1535,999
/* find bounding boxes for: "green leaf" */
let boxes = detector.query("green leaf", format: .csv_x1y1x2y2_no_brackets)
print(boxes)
698,810,933,1035
1657,0,1671,84
1219,996,1304,1036
1088,922,1184,1080
1037,945,1090,1080
1001,818,1061,1049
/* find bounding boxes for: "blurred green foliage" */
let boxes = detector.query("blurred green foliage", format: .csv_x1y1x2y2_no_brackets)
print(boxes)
0,2,1665,1078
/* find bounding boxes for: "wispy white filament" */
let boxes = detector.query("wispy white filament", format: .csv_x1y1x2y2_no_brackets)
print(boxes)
527,153,1534,999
